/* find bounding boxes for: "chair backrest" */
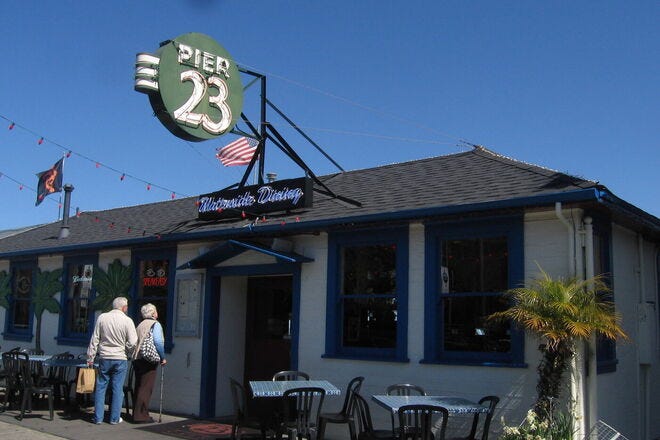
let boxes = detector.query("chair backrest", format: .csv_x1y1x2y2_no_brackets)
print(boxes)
353,393,376,436
386,383,426,396
2,351,27,389
45,351,74,381
282,386,325,438
229,378,248,420
386,384,427,432
397,404,448,440
123,362,135,390
272,370,310,381
339,376,365,416
467,396,500,440
21,348,45,355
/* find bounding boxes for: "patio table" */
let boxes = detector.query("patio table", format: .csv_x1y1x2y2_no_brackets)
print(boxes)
372,395,489,414
249,380,341,397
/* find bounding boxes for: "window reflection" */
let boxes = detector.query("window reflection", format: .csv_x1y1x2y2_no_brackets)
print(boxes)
340,244,397,348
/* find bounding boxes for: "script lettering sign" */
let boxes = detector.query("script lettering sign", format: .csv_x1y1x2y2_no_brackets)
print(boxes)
197,177,313,220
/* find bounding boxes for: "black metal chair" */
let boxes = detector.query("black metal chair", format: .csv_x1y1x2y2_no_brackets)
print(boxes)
386,384,426,436
397,404,448,440
229,378,270,439
1,350,24,411
352,393,396,440
39,352,74,404
123,362,135,418
318,376,364,440
272,370,310,381
16,352,54,420
277,386,325,440
446,396,499,440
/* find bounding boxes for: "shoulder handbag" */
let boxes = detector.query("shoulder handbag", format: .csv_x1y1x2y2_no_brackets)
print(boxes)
139,325,161,364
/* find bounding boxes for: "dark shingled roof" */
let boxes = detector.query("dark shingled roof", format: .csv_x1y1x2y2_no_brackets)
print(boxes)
0,146,657,257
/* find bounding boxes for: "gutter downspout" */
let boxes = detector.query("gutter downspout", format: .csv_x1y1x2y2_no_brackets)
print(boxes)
638,234,650,440
583,217,598,436
556,203,587,439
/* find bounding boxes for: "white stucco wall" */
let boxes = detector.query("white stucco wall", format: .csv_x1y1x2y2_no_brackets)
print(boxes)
1,211,657,438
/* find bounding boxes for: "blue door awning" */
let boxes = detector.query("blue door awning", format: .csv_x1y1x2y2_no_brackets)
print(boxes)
177,239,313,270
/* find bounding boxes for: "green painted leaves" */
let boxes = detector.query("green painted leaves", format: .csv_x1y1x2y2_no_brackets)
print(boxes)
92,259,132,312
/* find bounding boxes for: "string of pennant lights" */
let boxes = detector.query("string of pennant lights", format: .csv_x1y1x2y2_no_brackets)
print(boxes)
0,166,301,239
0,115,186,199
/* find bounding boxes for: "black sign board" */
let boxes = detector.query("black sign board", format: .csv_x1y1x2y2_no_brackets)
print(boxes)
197,177,313,220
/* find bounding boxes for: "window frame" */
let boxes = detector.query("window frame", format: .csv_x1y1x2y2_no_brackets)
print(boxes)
57,254,98,346
591,215,617,374
2,259,36,341
423,216,525,366
324,226,409,362
131,247,176,352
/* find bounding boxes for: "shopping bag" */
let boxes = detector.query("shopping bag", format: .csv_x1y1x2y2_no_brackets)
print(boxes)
76,367,96,394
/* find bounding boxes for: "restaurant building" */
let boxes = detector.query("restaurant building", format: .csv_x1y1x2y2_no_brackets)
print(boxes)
0,146,658,438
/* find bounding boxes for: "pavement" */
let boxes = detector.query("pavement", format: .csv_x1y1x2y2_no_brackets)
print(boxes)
0,401,350,440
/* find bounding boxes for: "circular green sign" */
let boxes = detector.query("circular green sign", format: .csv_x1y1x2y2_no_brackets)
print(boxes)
148,33,243,142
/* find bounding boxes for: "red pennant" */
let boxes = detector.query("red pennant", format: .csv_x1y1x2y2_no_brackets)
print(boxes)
120,173,125,181
66,151,72,158
171,192,175,199
37,137,44,145
146,184,151,191
8,122,15,130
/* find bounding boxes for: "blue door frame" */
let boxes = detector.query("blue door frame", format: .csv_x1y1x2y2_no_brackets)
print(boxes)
198,262,302,418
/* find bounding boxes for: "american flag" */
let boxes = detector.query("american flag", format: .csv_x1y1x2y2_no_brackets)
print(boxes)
216,137,259,166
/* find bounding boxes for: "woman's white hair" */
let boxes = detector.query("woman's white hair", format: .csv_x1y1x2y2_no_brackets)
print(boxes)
140,303,158,319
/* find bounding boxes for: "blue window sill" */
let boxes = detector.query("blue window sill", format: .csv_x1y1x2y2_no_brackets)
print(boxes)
1,332,33,342
322,353,410,363
55,336,90,347
420,358,528,368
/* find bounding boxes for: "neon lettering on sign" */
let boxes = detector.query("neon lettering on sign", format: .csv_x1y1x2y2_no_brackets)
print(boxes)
135,33,243,142
197,177,313,221
143,277,168,287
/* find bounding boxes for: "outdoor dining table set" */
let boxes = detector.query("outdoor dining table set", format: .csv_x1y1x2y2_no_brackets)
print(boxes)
1,349,88,421
230,371,499,440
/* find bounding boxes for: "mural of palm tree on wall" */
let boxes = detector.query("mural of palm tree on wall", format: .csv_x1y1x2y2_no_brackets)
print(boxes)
32,268,63,352
0,270,10,310
92,259,132,312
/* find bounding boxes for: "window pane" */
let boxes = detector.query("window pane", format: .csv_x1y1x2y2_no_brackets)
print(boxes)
443,295,510,353
12,268,32,329
138,259,170,332
442,237,507,293
66,264,93,335
342,297,397,348
341,245,396,295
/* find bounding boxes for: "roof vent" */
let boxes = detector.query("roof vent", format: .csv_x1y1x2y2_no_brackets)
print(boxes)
59,184,74,239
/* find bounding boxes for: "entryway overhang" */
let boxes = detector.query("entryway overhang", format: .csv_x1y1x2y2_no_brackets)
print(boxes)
177,239,313,270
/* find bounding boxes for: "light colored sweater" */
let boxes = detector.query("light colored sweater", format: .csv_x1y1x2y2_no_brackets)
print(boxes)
87,309,138,361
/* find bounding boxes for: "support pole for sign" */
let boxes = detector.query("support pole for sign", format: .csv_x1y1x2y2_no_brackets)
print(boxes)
259,75,267,183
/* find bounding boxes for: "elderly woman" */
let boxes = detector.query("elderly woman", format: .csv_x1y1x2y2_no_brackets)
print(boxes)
132,303,166,423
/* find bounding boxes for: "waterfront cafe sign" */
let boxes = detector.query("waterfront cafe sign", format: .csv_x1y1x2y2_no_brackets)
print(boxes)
134,33,243,141
197,177,313,221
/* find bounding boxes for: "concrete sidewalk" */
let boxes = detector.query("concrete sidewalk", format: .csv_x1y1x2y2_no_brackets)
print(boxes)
0,404,350,440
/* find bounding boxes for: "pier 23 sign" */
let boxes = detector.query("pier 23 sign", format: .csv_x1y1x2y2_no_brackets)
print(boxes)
135,33,243,142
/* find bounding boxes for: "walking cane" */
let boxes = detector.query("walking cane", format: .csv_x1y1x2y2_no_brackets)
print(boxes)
158,365,164,423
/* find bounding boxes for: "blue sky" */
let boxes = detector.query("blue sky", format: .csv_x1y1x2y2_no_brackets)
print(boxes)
1,1,657,230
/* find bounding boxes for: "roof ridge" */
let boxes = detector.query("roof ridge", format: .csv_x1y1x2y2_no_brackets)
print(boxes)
471,145,598,184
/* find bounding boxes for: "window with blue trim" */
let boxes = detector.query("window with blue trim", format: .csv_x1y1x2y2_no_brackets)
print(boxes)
3,260,36,341
57,255,97,345
592,217,617,374
424,217,524,365
132,249,176,352
325,227,408,361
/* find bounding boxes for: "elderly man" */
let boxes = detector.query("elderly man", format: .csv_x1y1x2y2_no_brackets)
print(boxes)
87,296,138,425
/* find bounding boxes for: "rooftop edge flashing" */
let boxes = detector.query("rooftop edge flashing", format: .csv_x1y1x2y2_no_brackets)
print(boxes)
0,188,607,259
